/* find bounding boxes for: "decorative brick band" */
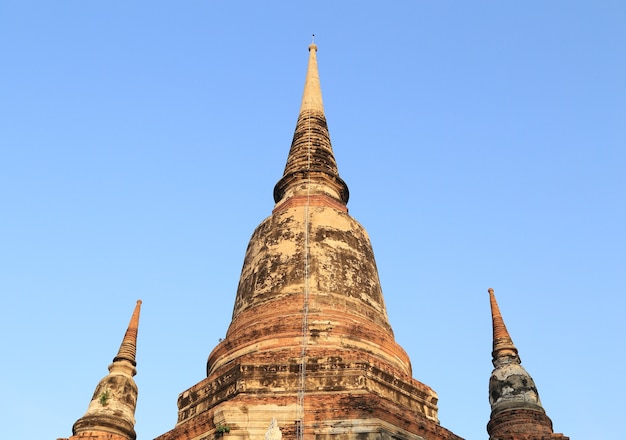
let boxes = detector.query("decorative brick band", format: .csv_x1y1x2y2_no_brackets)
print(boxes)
272,194,348,213
487,407,567,440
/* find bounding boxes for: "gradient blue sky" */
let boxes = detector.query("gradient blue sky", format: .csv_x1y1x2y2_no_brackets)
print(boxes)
1,2,624,439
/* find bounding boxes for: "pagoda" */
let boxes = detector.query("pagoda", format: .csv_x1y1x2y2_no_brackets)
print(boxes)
155,42,461,440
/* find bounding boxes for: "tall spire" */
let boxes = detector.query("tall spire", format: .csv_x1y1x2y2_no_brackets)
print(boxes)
72,300,142,440
114,298,141,366
299,39,324,113
273,41,349,207
489,287,519,363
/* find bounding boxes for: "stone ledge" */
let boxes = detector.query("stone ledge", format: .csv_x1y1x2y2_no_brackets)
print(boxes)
177,361,439,425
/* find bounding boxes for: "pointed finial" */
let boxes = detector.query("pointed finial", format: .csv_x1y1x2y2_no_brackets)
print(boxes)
309,34,317,52
300,40,322,111
113,299,142,366
489,289,519,363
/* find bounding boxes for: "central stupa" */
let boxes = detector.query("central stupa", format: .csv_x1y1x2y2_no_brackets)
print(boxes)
156,43,462,440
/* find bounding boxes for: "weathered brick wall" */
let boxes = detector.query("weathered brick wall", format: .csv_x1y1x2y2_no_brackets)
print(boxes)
155,199,462,440
487,408,569,440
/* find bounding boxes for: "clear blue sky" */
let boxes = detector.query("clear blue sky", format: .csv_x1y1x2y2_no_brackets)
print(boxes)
1,2,624,439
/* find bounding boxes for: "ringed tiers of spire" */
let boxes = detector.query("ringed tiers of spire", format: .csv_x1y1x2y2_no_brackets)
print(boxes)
273,42,349,208
72,300,142,440
114,299,142,366
489,288,519,362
